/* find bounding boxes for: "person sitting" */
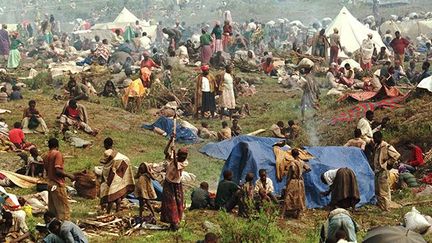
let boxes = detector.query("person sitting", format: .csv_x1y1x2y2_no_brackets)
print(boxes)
399,141,424,173
163,65,173,90
59,99,97,136
406,60,417,82
134,162,157,218
26,147,44,177
94,39,111,65
320,208,358,243
210,51,227,69
413,61,430,84
190,182,212,210
0,210,30,243
111,29,124,48
9,86,23,101
376,46,391,64
9,122,26,149
198,122,217,139
215,170,244,215
392,60,406,83
321,168,360,210
261,57,277,76
231,119,242,137
255,169,278,203
22,100,49,134
344,129,366,150
339,63,355,87
285,120,300,140
217,121,232,141
270,121,286,138
65,76,89,101
44,212,88,243
98,80,118,97
0,87,8,103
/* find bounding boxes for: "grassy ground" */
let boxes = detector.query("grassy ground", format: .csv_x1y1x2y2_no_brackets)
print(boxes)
1,65,432,242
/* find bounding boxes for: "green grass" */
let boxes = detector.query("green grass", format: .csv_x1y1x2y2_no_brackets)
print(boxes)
1,65,432,242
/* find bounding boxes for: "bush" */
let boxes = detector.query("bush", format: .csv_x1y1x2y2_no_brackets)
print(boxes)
217,203,290,243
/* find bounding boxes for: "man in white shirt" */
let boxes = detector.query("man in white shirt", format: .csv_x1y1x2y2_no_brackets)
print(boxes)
140,32,151,51
357,110,378,143
255,169,277,203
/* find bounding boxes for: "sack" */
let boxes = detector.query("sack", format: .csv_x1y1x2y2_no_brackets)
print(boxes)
404,207,432,233
74,170,99,199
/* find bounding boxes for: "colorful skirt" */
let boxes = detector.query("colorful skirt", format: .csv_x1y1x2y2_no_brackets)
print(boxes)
201,45,213,64
214,39,223,52
160,180,184,225
7,49,20,69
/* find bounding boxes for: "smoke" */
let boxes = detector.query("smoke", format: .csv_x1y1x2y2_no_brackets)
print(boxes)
305,118,320,146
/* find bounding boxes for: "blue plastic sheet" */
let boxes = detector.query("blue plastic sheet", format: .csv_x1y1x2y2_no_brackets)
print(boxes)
200,136,376,208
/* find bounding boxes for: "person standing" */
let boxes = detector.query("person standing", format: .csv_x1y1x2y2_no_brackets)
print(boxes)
211,21,223,53
220,65,236,117
160,136,189,231
389,31,410,65
312,29,329,58
0,24,9,62
372,131,401,211
7,32,24,69
281,149,311,219
43,138,74,220
222,21,233,52
200,29,213,64
329,28,342,65
194,65,217,118
360,33,375,71
357,110,377,143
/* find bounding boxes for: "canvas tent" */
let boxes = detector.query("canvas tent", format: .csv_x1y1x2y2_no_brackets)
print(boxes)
200,136,376,208
325,7,385,56
380,20,432,42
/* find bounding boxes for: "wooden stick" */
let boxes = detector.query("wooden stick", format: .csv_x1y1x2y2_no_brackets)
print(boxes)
402,199,432,207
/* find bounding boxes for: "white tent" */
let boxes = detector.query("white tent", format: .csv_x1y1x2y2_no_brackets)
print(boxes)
325,7,385,56
417,76,432,92
113,7,140,23
380,20,432,42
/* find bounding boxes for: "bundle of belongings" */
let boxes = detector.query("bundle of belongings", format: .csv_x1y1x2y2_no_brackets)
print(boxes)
403,207,432,235
73,170,99,199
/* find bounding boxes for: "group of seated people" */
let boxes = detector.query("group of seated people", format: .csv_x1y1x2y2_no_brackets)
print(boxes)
197,119,242,141
270,120,301,140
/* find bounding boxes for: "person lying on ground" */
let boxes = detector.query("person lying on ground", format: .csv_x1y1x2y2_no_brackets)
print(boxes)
44,212,88,243
190,182,213,210
344,129,366,150
217,121,232,141
22,100,49,134
321,168,360,211
58,99,97,136
397,165,419,189
134,162,157,218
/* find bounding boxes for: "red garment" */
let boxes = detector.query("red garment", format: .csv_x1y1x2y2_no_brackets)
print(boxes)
408,145,424,167
421,173,432,185
262,62,274,74
66,107,80,119
9,128,25,144
140,58,159,69
390,38,410,55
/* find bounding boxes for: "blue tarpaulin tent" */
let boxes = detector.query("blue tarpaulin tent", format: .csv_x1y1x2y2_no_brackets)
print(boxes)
142,116,199,144
200,136,376,208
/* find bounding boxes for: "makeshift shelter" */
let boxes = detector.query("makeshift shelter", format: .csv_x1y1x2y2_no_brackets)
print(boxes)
417,76,432,92
325,7,385,56
200,136,376,208
381,20,432,42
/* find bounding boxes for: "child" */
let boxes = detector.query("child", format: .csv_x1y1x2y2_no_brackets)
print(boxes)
8,122,25,149
26,147,44,177
134,162,157,218
0,87,8,103
163,65,173,90
190,182,211,210
9,86,23,101
198,122,217,139
217,121,232,141
231,119,242,137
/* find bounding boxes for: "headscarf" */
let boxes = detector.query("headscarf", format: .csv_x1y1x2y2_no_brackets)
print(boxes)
201,65,209,72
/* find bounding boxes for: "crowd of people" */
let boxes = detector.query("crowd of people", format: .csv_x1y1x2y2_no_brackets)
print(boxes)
0,4,432,243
